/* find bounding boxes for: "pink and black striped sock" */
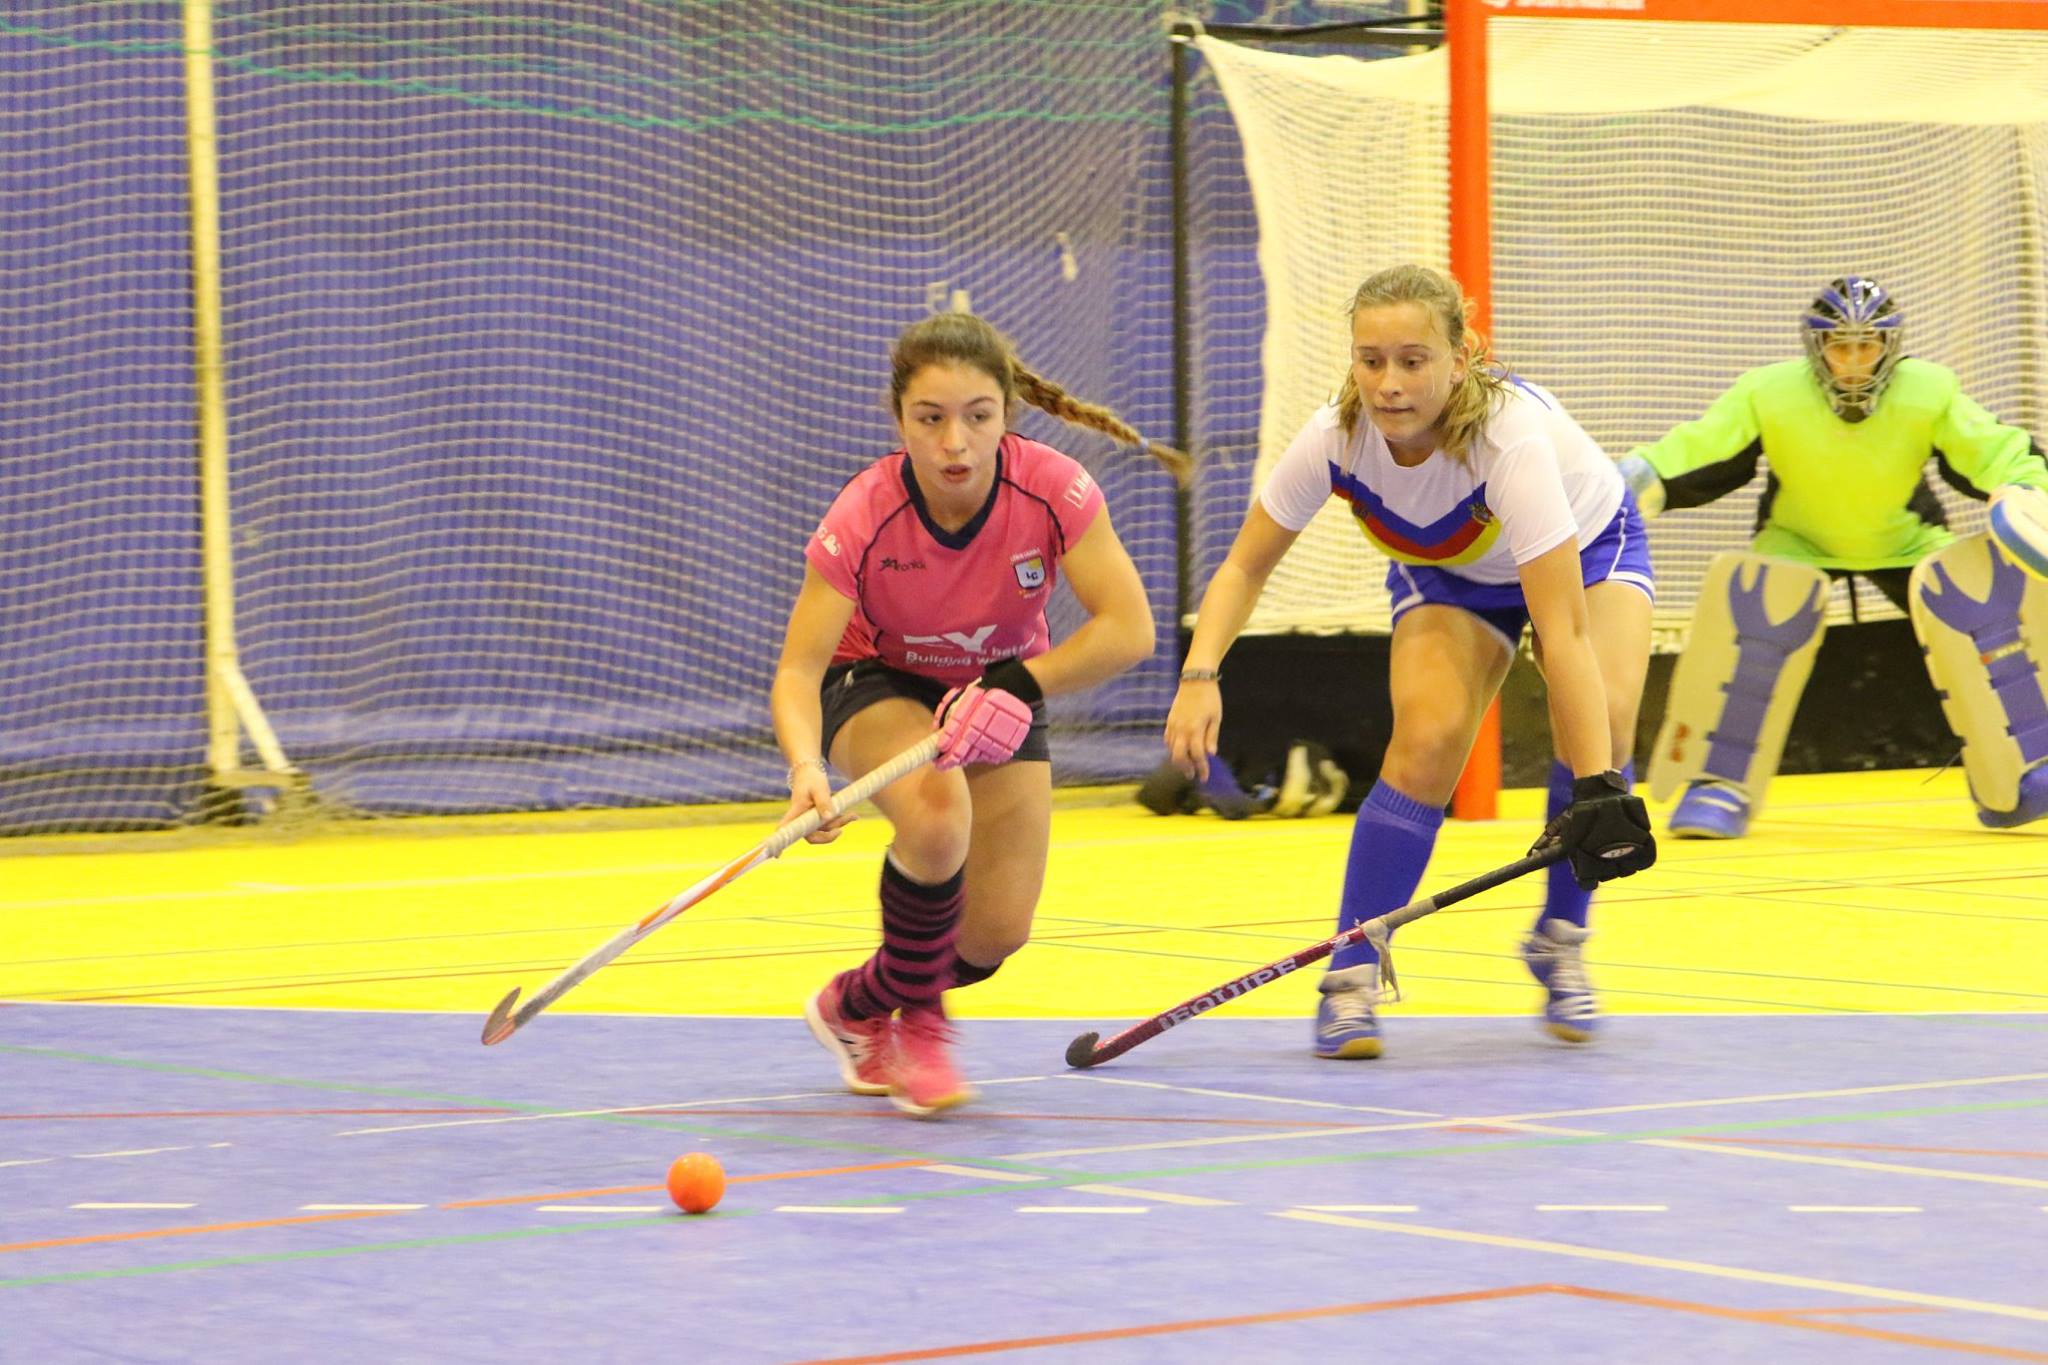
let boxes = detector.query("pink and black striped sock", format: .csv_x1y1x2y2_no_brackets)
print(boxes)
836,855,966,1020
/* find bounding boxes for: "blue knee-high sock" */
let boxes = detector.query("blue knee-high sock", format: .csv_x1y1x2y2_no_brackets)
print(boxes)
1539,759,1633,931
1329,779,1444,971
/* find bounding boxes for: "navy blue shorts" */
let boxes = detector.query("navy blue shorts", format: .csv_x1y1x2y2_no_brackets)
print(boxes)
1385,495,1656,651
819,659,1051,765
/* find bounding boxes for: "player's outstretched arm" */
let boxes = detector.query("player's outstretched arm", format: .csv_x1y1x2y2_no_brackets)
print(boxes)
1625,373,1766,513
1166,502,1300,781
1931,386,2048,498
770,566,860,842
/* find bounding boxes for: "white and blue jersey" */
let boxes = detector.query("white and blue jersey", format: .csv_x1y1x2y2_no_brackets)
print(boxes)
1260,380,1652,647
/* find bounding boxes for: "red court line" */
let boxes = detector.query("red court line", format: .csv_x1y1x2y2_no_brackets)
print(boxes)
1688,1136,2048,1160
787,1286,1557,1364
1550,1286,2048,1362
633,1108,1354,1129
0,1108,513,1121
792,1284,2048,1365
440,1159,932,1209
0,1209,404,1256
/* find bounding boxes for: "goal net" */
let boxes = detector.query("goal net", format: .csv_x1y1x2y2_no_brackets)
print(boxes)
1195,20,2048,640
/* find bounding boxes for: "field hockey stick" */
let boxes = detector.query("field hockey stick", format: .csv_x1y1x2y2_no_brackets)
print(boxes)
481,734,942,1046
1064,844,1564,1069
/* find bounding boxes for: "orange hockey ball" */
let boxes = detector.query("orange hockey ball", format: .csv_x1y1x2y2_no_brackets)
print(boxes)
666,1152,725,1215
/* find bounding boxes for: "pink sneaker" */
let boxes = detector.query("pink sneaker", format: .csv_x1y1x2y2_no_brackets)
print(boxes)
804,982,892,1096
889,1003,974,1118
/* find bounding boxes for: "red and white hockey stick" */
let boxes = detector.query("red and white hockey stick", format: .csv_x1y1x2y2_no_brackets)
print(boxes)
481,734,941,1045
1063,845,1564,1068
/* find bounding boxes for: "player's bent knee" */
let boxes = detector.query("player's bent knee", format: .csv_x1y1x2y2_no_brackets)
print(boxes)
889,773,972,869
1380,731,1471,806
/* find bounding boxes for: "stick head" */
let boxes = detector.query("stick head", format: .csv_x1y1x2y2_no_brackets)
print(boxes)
1064,1031,1101,1069
480,987,522,1046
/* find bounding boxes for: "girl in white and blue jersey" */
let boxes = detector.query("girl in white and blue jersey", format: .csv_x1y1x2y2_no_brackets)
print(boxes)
1165,264,1657,1058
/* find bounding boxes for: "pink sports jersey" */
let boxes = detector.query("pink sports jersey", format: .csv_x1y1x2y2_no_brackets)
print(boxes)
806,434,1106,685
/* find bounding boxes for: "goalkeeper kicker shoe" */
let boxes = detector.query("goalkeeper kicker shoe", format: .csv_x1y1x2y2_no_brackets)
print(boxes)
1669,780,1750,839
1522,918,1599,1043
1313,963,1383,1059
1977,764,2048,829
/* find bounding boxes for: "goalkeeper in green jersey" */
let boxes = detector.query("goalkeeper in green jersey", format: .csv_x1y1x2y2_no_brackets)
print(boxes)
1620,276,2048,838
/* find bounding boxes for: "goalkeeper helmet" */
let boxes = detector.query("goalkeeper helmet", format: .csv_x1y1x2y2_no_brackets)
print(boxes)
1801,276,1903,422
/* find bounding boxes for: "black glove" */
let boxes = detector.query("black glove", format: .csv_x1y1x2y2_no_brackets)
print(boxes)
1533,770,1656,890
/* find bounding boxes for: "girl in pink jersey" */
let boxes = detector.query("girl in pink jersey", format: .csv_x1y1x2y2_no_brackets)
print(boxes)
772,312,1181,1117
1167,265,1656,1060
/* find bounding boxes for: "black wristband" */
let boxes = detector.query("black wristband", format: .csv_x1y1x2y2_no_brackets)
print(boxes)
1570,769,1628,801
980,657,1044,706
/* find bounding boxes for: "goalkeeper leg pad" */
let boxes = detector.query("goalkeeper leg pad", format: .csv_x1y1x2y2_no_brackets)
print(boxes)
1650,552,1828,818
1910,534,2048,826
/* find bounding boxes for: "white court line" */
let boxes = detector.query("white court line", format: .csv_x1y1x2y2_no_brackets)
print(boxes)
338,1076,1051,1137
1789,1206,1922,1214
777,1205,902,1214
1017,1206,1148,1215
299,1203,425,1211
1296,1204,1419,1213
1068,1184,1236,1206
1493,1071,2048,1124
1001,1070,2048,1161
1274,1209,2048,1324
919,1164,1044,1183
0,1159,54,1169
536,1205,665,1214
72,1146,191,1159
1060,1073,1438,1119
1471,1116,2048,1194
1637,1138,2048,1191
1536,1204,1668,1212
71,1202,195,1210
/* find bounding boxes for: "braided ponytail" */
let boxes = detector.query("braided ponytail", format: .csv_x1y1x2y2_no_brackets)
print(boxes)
890,313,1190,486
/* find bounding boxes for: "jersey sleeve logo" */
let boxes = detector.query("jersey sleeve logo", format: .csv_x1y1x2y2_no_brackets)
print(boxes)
814,525,841,557
1063,471,1095,508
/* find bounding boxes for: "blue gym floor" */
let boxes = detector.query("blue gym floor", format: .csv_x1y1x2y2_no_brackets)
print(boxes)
6,1004,2048,1363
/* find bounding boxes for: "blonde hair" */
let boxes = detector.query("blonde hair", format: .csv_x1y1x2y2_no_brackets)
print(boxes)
1334,264,1509,462
889,312,1191,487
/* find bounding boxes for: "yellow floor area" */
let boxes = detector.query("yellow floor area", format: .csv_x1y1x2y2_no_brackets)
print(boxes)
4,768,2046,1024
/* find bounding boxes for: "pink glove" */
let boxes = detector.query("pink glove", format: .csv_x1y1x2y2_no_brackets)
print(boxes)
932,682,1034,770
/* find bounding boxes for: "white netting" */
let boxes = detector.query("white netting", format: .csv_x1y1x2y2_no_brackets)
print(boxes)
0,5,208,832
0,2,1182,831
1198,21,2048,640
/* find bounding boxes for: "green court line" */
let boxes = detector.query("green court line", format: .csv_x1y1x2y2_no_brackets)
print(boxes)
0,1215,679,1289
0,1042,1059,1174
8,1091,2046,1289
